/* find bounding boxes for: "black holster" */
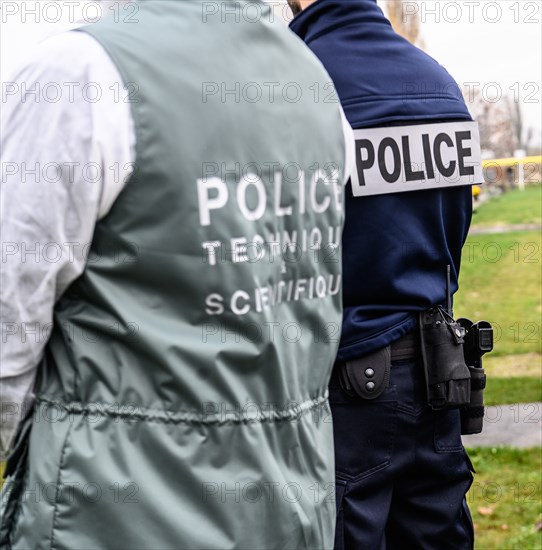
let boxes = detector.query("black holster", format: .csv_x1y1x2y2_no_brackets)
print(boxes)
456,318,493,434
460,365,486,434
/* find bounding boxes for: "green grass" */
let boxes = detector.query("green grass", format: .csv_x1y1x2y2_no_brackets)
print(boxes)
456,230,542,404
455,231,542,357
460,189,542,548
466,447,542,549
485,377,542,406
457,187,542,404
472,185,542,228
486,354,541,378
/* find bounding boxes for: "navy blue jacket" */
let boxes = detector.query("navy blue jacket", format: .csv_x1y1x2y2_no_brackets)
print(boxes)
290,0,473,360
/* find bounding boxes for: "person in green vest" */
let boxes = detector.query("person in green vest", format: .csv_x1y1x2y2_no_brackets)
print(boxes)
0,1,353,548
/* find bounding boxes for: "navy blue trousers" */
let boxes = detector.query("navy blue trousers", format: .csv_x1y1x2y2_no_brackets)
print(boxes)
330,357,475,550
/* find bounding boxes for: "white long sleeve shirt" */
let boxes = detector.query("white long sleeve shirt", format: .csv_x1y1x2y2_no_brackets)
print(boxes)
0,29,354,460
1,31,135,459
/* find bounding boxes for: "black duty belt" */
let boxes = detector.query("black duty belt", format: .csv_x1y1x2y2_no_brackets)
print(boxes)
389,330,420,361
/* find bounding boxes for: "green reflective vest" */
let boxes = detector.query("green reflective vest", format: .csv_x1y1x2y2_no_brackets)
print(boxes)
2,1,347,548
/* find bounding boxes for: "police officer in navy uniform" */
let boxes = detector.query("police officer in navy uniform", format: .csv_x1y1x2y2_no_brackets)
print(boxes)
288,1,480,548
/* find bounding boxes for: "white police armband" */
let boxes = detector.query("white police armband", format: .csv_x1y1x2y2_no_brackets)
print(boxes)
351,121,483,196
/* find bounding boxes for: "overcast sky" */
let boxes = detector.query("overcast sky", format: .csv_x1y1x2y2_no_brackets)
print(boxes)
405,0,542,146
1,0,540,145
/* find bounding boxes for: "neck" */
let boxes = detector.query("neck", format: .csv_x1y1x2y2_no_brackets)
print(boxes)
290,0,388,40
290,0,317,16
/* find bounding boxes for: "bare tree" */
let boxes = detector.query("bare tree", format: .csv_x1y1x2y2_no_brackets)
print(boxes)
464,88,519,158
505,97,536,153
384,0,425,49
510,99,523,151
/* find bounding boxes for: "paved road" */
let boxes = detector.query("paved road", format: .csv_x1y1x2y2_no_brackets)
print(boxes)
462,403,542,448
469,223,542,235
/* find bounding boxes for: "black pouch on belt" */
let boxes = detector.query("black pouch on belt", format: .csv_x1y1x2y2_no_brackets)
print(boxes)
338,346,392,400
419,307,471,410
